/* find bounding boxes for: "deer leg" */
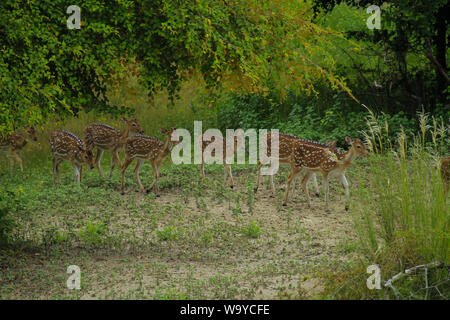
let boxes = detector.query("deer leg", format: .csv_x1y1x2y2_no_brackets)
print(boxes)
95,149,104,177
120,157,133,195
301,171,313,208
52,156,57,186
339,174,350,211
56,160,62,185
225,164,234,189
108,149,121,179
312,173,320,197
283,167,301,206
254,161,262,192
8,155,14,175
289,175,296,200
270,175,276,195
10,151,23,172
133,159,145,193
200,154,206,178
147,162,160,196
72,161,81,184
323,174,330,212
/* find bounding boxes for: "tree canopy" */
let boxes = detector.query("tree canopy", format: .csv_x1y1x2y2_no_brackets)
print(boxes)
0,0,354,135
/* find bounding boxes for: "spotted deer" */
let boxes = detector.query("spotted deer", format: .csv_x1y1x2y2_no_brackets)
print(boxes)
120,127,180,195
0,126,37,172
254,132,336,196
199,134,244,189
84,117,144,178
283,137,368,210
440,156,450,199
50,130,95,185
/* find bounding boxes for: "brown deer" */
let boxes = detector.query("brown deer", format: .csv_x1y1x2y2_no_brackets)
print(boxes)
84,117,144,178
283,137,368,211
199,134,244,189
50,130,95,185
120,127,179,195
254,132,336,196
441,156,450,199
0,126,37,173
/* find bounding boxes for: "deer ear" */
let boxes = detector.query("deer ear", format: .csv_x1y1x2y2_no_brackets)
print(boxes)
345,137,353,145
161,127,167,134
330,140,337,147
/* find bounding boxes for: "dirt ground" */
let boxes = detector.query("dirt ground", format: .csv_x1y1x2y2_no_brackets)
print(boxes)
0,164,361,299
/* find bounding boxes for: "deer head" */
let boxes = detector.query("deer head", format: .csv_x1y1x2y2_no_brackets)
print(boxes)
25,126,38,142
122,117,144,135
81,146,95,169
345,137,368,157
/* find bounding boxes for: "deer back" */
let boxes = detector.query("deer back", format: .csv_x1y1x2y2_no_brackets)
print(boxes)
292,140,338,169
125,135,165,161
84,123,121,149
50,130,92,164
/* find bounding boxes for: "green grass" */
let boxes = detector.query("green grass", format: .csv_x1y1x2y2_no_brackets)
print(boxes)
0,104,448,300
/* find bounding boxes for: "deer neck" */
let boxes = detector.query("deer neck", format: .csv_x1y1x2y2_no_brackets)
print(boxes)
119,126,130,143
156,136,173,160
341,147,357,166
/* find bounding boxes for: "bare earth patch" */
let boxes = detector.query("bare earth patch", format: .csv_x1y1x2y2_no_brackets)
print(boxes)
0,165,361,299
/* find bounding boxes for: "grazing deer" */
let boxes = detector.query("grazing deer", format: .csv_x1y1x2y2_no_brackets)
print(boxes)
283,137,368,211
50,130,95,185
254,132,336,196
120,127,179,195
199,134,244,189
0,126,37,172
441,156,450,199
84,117,144,178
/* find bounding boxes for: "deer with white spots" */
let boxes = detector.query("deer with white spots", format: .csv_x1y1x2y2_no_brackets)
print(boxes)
254,132,336,196
199,134,244,189
120,127,180,195
84,117,144,178
50,130,95,185
283,137,368,211
0,126,37,173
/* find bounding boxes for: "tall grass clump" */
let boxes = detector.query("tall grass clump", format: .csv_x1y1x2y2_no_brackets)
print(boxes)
324,109,449,299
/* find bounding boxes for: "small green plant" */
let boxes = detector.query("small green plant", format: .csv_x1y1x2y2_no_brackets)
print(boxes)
156,225,181,241
78,220,107,245
240,221,262,238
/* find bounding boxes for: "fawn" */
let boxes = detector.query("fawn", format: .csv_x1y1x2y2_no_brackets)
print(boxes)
283,137,368,211
120,127,179,195
50,130,95,185
441,156,450,199
254,132,336,196
0,126,37,172
199,134,244,188
84,117,144,178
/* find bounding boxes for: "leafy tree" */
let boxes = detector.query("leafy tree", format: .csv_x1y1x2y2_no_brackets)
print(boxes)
0,0,354,135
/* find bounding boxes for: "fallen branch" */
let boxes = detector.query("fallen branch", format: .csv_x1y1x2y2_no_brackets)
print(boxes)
383,261,445,298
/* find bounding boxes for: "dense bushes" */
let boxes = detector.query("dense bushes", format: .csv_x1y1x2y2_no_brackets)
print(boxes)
217,88,427,148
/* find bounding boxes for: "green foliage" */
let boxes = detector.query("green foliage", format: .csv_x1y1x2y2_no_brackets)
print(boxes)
78,219,107,245
217,88,425,148
240,221,261,238
156,225,181,241
1,0,354,135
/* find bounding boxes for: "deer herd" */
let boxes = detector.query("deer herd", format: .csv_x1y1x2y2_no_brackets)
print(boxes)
1,118,449,211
